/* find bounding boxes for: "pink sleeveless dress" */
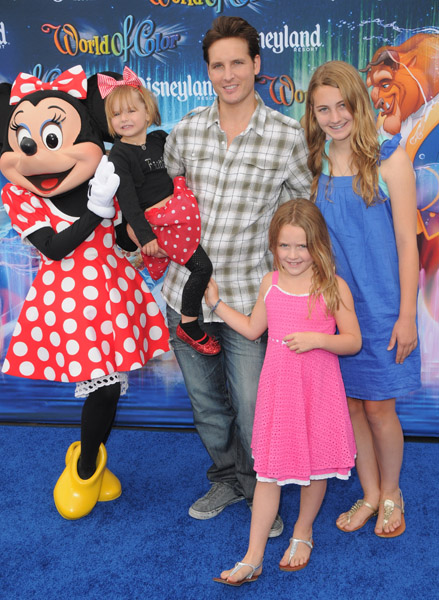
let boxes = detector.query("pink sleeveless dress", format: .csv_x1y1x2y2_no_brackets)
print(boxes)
251,271,356,485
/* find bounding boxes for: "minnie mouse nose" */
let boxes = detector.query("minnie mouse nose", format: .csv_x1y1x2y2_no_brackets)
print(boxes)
20,137,38,156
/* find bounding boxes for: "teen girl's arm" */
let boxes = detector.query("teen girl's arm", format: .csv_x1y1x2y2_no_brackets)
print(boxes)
283,276,362,355
205,274,270,341
380,146,419,364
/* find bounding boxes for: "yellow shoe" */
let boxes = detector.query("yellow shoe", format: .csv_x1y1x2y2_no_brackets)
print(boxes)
54,443,106,520
65,442,122,502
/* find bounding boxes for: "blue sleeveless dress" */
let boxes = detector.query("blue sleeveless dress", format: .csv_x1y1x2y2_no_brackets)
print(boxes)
315,135,421,400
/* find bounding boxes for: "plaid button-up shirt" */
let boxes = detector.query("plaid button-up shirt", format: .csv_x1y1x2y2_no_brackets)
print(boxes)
162,93,312,321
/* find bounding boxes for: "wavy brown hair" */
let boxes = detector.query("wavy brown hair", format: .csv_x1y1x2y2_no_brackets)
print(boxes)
104,85,161,138
268,198,341,316
305,61,380,206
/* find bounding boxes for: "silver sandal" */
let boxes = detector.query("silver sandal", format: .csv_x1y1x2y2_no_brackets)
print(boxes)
279,537,314,572
376,489,406,538
213,561,262,586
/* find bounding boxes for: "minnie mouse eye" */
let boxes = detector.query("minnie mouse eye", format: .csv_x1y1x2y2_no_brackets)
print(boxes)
41,122,63,151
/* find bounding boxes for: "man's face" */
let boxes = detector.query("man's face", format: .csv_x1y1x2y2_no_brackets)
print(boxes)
207,37,260,108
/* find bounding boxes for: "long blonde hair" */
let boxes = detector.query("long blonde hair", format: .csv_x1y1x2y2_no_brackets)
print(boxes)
268,198,341,316
305,60,380,206
104,85,161,138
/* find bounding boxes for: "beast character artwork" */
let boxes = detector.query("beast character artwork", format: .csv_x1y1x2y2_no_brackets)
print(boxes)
0,66,169,520
361,33,439,338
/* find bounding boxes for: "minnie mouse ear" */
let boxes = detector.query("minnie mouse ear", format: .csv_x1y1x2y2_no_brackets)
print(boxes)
85,71,123,144
0,83,13,156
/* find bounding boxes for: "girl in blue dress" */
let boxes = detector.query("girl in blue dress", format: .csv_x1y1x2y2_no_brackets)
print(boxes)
305,61,421,538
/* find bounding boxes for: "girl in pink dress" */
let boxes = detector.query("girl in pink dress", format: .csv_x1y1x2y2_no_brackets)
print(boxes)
205,198,361,585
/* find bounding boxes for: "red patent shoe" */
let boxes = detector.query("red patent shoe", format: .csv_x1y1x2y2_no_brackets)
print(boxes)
176,324,221,355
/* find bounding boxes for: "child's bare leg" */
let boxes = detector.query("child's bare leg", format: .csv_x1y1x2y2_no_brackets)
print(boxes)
280,479,326,569
364,398,404,535
218,481,281,583
336,397,380,531
180,315,197,324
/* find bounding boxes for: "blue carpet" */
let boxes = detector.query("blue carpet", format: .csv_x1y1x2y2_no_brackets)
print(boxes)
1,425,438,600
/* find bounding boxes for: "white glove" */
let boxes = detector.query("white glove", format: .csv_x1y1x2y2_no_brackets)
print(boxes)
87,155,120,219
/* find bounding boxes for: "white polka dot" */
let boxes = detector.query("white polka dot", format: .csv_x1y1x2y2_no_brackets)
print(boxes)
103,265,112,280
31,327,43,342
12,323,22,337
140,350,145,363
50,332,61,347
84,306,97,320
84,247,98,261
105,361,114,373
101,321,113,335
91,368,106,378
26,307,39,322
140,313,146,327
133,325,140,340
44,291,56,306
85,230,96,242
146,302,159,316
42,271,55,286
103,233,113,248
26,287,37,302
19,361,35,376
61,258,75,271
123,338,136,353
69,362,82,377
56,221,70,234
62,298,76,313
110,288,121,303
66,340,80,355
134,290,143,304
86,326,97,341
149,326,163,340
118,277,128,291
44,367,56,380
115,352,123,366
89,347,102,362
83,266,98,280
44,311,56,326
61,277,75,293
105,301,111,314
30,196,42,209
116,313,128,328
56,352,65,367
125,266,136,280
2,358,10,372
153,349,165,357
101,341,110,355
13,342,28,357
83,286,98,300
107,255,117,268
126,301,135,316
21,202,36,214
61,374,70,382
63,319,77,334
143,338,149,352
130,362,142,370
37,347,49,361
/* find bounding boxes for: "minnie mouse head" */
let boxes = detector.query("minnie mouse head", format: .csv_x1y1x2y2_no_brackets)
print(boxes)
0,65,112,197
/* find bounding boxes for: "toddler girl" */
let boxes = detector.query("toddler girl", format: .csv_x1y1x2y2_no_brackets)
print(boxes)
98,67,219,355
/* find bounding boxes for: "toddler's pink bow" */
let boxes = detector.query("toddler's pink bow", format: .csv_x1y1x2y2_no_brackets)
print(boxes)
97,67,142,99
10,66,87,105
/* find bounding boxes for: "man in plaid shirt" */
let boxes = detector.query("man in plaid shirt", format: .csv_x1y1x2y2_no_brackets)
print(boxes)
163,16,311,535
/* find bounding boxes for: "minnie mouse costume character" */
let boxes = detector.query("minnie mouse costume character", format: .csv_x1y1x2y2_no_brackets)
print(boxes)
0,66,169,519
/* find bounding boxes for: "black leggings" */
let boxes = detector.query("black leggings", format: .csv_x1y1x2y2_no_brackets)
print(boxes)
78,382,120,478
181,245,212,318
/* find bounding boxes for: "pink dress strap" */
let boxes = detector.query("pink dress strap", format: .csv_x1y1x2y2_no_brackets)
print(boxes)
272,270,279,285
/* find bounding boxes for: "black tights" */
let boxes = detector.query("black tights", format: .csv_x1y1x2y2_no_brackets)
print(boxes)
181,245,212,317
78,382,120,479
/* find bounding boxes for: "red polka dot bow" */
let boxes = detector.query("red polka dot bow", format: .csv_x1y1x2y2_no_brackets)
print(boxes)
97,66,143,99
9,65,88,105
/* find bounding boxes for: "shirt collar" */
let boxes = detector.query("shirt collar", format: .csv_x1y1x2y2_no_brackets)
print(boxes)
207,91,267,137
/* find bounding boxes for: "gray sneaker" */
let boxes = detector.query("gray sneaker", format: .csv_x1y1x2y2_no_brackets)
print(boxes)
188,482,245,520
268,513,284,538
248,503,284,538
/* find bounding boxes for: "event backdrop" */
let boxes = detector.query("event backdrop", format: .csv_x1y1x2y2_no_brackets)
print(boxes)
0,0,438,435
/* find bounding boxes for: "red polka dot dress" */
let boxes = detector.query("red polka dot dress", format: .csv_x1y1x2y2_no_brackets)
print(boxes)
1,184,169,386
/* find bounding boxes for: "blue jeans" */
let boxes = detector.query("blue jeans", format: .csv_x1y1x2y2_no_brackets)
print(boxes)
167,305,267,500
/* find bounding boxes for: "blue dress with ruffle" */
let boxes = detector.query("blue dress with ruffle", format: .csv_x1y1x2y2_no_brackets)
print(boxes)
315,134,421,400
